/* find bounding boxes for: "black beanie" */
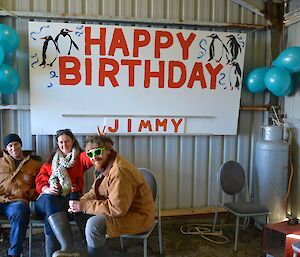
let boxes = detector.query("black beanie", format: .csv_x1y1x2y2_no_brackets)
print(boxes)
3,134,22,148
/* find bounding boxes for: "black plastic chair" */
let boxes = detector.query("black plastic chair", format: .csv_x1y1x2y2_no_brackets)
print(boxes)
212,160,270,251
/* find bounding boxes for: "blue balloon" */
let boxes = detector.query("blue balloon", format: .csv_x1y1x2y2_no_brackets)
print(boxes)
282,84,293,96
0,64,20,94
264,67,293,96
292,72,300,88
0,45,4,65
245,67,269,93
0,24,20,53
272,46,300,73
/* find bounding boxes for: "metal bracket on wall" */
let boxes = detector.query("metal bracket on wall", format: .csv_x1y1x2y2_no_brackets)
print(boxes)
0,104,30,110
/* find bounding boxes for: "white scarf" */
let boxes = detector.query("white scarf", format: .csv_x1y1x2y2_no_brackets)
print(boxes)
49,147,78,196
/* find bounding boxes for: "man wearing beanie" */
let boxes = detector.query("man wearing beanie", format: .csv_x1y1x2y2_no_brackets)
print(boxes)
0,133,42,257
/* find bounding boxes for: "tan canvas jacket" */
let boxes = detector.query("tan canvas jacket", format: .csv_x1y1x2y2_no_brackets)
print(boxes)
0,151,42,203
80,154,155,238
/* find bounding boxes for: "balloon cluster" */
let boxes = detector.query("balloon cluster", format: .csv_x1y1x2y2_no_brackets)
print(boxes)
0,24,20,94
245,46,300,96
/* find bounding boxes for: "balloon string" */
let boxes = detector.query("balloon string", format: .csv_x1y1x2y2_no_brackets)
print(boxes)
0,6,27,23
246,24,269,35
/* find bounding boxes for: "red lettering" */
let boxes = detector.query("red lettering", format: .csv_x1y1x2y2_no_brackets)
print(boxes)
121,59,142,87
99,58,119,87
156,119,167,131
108,119,119,133
85,58,92,85
171,118,183,133
108,28,129,56
168,61,186,88
85,27,106,55
155,31,173,58
128,118,132,132
206,63,223,89
144,60,165,88
133,29,150,57
187,62,207,89
177,32,196,60
138,120,153,132
59,56,81,86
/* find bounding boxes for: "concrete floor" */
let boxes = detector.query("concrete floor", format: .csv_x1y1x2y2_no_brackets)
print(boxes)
0,214,266,257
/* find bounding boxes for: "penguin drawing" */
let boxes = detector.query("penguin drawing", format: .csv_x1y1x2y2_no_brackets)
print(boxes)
207,34,229,62
39,36,60,67
55,28,79,55
226,35,241,64
228,61,242,90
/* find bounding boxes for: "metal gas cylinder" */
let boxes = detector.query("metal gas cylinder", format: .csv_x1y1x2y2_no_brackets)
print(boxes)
255,125,289,223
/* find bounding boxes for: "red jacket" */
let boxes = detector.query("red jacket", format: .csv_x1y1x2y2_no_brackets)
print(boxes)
35,152,92,195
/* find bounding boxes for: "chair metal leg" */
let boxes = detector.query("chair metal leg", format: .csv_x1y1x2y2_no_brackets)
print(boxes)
29,221,32,257
212,205,218,232
234,217,240,251
143,238,147,257
158,219,163,254
242,217,249,229
120,236,124,250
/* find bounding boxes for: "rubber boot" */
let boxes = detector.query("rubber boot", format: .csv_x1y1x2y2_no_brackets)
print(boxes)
47,212,80,257
45,233,60,257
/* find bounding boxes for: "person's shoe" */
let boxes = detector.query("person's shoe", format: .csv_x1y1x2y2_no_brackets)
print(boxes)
52,252,80,257
87,245,125,257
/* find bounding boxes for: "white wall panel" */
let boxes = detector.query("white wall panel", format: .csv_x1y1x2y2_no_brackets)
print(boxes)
0,0,269,211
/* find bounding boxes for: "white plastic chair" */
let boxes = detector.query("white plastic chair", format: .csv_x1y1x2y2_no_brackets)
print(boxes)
119,168,163,257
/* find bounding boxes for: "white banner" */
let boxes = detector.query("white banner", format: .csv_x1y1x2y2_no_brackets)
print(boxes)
28,21,246,135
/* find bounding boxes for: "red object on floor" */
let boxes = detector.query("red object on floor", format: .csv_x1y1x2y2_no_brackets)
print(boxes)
263,221,300,257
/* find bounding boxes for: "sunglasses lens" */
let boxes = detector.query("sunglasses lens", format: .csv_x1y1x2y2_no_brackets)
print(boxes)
86,148,104,158
94,148,103,156
86,151,93,158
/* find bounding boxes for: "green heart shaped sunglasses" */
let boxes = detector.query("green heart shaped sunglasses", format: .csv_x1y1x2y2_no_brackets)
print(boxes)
86,148,105,158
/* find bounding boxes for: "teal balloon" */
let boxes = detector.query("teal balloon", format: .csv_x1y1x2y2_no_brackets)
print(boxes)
0,64,20,94
292,72,300,88
0,45,4,65
272,46,300,73
0,24,20,53
282,84,293,96
245,67,269,93
264,67,293,96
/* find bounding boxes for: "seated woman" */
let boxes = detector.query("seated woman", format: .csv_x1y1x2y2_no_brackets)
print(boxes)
35,129,92,257
69,134,155,257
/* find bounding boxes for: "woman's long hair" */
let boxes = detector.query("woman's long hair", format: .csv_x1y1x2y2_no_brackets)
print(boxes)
47,129,83,163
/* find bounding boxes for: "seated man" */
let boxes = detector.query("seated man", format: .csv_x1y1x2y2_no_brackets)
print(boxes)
0,134,42,257
69,135,155,257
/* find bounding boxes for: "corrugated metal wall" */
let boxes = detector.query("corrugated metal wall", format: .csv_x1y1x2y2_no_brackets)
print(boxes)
0,0,270,211
284,0,300,218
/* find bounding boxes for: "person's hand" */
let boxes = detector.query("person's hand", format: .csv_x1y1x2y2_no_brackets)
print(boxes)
68,200,81,213
42,185,60,195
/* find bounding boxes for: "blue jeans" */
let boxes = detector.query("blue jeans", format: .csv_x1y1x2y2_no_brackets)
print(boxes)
35,194,69,235
85,215,106,248
0,201,30,256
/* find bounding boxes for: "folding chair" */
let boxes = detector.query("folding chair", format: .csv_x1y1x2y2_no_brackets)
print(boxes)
119,168,163,257
212,160,270,251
